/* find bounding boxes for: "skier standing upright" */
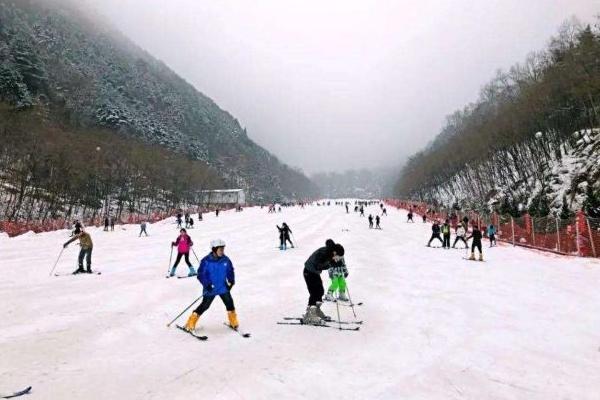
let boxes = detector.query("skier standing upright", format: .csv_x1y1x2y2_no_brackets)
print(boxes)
442,220,451,249
276,223,294,250
169,229,196,277
139,220,148,237
467,223,484,261
324,257,349,302
487,224,497,247
452,223,468,248
183,239,239,331
427,221,443,247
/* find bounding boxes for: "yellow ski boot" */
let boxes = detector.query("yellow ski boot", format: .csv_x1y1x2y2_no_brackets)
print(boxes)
227,310,239,329
184,312,199,332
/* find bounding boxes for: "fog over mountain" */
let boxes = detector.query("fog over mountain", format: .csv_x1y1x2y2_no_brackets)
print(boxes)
79,0,598,174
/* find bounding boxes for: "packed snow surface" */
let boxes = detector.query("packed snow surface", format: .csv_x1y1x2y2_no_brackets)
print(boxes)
1,204,599,399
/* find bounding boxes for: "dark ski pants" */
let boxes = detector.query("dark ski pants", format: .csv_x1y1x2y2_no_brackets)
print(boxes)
78,247,92,270
139,227,148,236
173,252,192,269
489,234,496,246
443,234,451,248
428,234,443,246
194,292,235,316
472,241,482,254
285,236,293,247
304,269,324,306
453,236,467,248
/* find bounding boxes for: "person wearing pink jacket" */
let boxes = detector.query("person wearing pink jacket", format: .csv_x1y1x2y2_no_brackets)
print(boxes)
169,229,196,277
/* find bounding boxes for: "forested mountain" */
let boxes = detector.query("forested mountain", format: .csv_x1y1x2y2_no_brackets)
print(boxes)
395,18,600,218
0,0,318,222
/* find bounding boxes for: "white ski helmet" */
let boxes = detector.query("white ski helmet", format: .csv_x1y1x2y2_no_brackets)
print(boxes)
210,239,226,249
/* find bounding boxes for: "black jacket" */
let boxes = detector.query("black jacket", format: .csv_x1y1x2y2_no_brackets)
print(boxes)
304,247,335,274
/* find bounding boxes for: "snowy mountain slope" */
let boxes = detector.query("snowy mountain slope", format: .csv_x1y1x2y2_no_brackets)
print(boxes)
1,204,599,399
0,0,317,201
418,129,600,215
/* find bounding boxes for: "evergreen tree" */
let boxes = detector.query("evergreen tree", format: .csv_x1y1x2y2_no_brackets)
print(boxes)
583,185,600,218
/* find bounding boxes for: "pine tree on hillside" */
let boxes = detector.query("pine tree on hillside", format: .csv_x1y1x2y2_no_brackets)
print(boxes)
583,185,600,218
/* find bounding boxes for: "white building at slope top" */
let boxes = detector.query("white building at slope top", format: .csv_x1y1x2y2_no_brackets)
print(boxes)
200,189,245,206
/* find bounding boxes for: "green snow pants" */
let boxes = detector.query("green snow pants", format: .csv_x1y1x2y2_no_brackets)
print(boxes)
328,276,347,294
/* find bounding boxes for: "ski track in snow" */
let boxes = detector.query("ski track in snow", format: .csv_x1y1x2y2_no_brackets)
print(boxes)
1,204,599,399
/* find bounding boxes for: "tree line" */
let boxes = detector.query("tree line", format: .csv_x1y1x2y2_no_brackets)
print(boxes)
395,18,600,217
0,103,223,223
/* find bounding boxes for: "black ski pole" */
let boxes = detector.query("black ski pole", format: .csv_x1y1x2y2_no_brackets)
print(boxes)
166,295,203,327
48,248,65,276
345,281,357,318
191,248,200,263
166,246,174,276
334,292,342,330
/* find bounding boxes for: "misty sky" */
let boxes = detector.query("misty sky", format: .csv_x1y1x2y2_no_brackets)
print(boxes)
82,0,598,174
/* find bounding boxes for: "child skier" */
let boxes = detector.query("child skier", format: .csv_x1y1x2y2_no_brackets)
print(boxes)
442,220,451,249
407,211,414,222
427,221,443,247
368,214,374,228
302,239,345,325
452,223,468,248
63,229,94,274
375,215,381,229
183,239,239,331
323,257,349,301
487,224,497,247
467,223,484,261
169,229,196,277
139,220,148,237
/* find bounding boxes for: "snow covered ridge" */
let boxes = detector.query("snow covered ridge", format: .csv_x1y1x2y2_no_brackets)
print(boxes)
407,129,600,218
0,1,318,201
385,199,600,258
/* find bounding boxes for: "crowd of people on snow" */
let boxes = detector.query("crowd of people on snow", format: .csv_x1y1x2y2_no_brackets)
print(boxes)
57,199,501,332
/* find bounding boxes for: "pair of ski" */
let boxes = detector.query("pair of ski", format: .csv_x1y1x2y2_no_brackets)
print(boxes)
277,317,362,331
54,271,101,277
165,274,197,279
324,300,363,307
176,323,251,341
1,386,31,399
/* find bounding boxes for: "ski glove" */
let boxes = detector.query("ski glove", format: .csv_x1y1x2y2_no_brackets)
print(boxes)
228,282,234,290
344,272,348,278
204,283,214,291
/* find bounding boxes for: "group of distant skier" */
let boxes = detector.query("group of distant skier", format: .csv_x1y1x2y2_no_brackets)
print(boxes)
425,214,497,261
56,199,503,337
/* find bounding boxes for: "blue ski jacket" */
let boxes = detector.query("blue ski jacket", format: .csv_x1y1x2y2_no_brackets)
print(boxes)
198,253,235,296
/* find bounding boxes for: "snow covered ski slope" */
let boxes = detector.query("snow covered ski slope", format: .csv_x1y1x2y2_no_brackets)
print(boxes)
1,203,599,399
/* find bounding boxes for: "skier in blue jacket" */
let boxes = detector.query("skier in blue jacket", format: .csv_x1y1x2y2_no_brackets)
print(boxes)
183,239,238,331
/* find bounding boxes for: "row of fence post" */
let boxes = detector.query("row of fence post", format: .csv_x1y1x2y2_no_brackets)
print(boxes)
385,199,599,258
